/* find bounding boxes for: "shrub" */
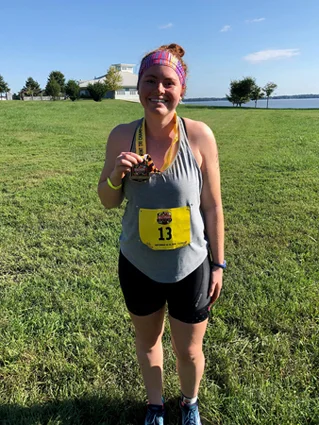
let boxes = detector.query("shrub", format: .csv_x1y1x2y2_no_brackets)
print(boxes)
65,80,80,101
87,82,107,102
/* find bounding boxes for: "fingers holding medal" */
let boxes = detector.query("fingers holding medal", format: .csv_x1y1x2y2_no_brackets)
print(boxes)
112,152,144,180
131,154,150,181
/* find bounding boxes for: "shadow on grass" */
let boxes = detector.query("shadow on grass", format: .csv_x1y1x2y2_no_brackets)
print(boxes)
0,396,181,425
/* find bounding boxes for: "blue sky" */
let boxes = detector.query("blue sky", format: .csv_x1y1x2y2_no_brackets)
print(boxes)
1,0,319,98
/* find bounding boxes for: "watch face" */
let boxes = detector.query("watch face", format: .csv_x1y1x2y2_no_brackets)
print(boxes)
130,159,150,181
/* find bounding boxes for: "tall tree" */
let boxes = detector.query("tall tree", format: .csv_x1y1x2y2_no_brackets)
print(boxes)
263,82,278,109
226,80,241,107
104,66,122,93
250,85,265,108
45,78,61,100
65,79,80,101
45,71,66,96
227,77,256,107
0,74,10,100
22,77,42,100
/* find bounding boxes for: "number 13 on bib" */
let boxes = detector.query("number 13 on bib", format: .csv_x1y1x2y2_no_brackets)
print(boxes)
139,207,191,250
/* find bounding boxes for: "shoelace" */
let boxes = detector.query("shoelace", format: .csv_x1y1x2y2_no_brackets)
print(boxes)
146,407,164,425
183,405,200,425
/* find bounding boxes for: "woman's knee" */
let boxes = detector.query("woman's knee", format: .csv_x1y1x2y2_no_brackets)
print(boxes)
173,343,204,363
136,332,163,352
130,307,165,350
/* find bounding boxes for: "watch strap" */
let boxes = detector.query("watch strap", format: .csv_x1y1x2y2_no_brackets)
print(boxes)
212,260,227,269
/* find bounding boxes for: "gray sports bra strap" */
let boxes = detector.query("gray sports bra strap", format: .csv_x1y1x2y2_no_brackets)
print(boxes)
180,117,188,137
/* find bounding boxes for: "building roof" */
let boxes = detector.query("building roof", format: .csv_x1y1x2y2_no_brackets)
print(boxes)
112,63,135,67
79,70,138,89
79,77,105,88
120,71,138,87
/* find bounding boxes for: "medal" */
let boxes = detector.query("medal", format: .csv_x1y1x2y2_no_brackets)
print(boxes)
131,120,151,181
131,154,151,181
130,113,179,181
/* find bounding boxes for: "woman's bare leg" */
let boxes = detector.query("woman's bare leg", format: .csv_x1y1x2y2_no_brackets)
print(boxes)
169,316,208,398
130,306,166,405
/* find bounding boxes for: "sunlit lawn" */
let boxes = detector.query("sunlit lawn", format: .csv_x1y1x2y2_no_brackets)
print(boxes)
0,100,318,424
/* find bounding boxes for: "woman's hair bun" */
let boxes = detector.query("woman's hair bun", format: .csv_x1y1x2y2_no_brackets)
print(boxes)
159,43,185,59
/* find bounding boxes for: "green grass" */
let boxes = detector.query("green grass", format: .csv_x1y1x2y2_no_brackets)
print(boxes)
0,100,318,425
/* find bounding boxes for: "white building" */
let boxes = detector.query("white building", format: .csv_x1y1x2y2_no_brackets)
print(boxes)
0,92,12,100
79,64,139,102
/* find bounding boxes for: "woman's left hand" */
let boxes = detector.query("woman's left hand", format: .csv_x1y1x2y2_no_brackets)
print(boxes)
209,267,223,305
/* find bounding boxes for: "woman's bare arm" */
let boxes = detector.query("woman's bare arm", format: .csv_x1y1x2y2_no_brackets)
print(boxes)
98,123,143,209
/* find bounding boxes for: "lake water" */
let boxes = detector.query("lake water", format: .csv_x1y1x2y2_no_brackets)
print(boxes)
183,98,319,109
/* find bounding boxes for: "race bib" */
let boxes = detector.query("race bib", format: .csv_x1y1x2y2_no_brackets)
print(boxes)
139,206,191,250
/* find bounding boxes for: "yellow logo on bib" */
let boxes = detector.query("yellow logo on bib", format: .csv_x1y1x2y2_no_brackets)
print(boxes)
139,206,191,250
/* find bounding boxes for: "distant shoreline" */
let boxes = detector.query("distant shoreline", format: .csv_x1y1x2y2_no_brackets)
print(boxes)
184,94,319,102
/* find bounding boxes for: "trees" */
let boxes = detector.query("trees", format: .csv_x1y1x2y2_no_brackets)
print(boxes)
227,77,278,108
87,82,108,102
86,66,122,101
0,75,10,99
45,78,61,99
226,80,241,106
65,79,80,101
226,77,256,107
250,85,265,108
45,71,66,97
104,66,122,92
263,82,278,108
22,77,42,99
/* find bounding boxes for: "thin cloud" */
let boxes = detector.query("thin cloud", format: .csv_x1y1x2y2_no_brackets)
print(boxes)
244,49,300,63
246,18,265,23
159,23,173,29
220,25,231,32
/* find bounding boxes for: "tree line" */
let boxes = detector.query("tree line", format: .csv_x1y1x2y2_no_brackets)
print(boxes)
0,66,122,102
0,75,10,99
1,71,278,106
226,77,277,108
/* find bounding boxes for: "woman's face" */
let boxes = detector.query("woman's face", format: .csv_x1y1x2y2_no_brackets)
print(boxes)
138,65,184,116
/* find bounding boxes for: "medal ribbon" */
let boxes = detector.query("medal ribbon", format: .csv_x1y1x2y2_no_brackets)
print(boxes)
135,113,179,172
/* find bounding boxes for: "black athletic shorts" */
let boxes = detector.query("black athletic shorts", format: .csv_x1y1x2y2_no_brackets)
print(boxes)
118,251,212,324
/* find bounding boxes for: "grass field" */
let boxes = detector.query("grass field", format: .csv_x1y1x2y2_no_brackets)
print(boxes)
0,100,318,425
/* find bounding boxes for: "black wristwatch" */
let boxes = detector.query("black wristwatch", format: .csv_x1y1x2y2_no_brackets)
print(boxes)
212,260,227,269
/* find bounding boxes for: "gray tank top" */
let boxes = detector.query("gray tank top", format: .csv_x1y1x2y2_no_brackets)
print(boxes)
120,116,208,282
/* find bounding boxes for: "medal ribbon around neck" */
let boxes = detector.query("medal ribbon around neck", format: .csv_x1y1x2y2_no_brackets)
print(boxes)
135,113,179,172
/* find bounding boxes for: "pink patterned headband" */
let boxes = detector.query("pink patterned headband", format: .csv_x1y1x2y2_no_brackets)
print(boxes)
138,50,186,89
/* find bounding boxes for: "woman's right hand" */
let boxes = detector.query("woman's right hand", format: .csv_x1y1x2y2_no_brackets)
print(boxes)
109,152,143,185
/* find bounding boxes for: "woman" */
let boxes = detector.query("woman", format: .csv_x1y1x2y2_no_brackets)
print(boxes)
98,43,225,425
